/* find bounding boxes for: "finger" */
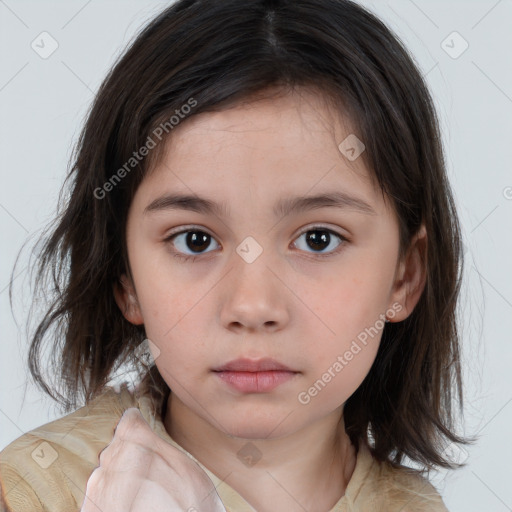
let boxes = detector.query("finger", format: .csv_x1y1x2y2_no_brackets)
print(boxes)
113,407,177,459
94,410,148,476
113,407,149,441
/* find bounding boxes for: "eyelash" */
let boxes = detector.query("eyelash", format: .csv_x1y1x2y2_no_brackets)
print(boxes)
163,225,349,263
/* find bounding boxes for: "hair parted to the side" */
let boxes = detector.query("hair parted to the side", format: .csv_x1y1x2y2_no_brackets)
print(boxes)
10,0,476,474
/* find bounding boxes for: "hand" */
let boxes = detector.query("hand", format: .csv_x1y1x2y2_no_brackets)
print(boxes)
80,407,226,512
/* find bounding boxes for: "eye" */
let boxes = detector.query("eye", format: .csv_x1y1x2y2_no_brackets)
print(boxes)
164,228,220,262
292,226,347,257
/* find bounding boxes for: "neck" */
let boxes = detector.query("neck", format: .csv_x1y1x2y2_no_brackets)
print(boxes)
164,393,357,512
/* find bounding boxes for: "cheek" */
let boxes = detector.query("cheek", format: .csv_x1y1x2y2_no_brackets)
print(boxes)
134,276,212,370
307,268,390,339
298,255,392,380
300,295,384,408
141,293,204,364
129,245,194,328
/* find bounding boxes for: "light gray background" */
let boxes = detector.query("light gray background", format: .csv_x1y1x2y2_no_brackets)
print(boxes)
1,0,511,510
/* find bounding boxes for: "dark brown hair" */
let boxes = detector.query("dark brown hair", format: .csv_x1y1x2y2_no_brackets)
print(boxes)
11,0,475,473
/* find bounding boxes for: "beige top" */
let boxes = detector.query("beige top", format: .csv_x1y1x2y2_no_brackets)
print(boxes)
0,375,449,512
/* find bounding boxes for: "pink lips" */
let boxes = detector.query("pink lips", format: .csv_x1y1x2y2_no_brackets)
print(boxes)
212,358,298,393
213,357,294,372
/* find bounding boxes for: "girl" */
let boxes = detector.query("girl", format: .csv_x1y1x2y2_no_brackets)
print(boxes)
0,0,474,510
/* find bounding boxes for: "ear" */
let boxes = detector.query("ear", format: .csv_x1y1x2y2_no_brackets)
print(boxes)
387,224,427,323
113,274,144,325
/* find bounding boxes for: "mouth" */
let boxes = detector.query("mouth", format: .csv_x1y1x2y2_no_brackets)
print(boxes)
212,358,299,393
212,357,296,372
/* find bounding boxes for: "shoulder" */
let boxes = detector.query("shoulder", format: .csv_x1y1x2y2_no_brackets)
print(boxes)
0,384,138,512
346,441,449,512
376,463,448,511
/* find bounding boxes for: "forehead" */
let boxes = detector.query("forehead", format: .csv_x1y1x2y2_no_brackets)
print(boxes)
165,88,358,159
135,88,389,217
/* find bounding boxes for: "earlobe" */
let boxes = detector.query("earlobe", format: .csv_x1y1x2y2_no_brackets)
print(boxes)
387,224,427,323
113,274,144,325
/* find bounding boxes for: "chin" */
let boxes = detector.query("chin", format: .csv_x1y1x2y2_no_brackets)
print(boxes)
220,412,297,440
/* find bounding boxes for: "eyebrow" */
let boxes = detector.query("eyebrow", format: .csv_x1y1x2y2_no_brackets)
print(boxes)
143,191,377,218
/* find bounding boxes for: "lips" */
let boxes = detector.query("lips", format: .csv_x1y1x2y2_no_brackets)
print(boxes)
212,358,299,393
212,358,296,373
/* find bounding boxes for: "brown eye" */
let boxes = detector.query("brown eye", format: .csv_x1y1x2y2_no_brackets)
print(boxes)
293,227,346,256
166,229,220,259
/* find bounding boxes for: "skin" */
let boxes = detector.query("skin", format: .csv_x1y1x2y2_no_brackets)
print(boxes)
114,86,427,511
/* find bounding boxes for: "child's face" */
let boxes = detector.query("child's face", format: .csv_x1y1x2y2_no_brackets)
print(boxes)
117,88,415,439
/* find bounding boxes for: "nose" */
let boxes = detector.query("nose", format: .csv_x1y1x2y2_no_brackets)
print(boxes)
219,249,290,333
